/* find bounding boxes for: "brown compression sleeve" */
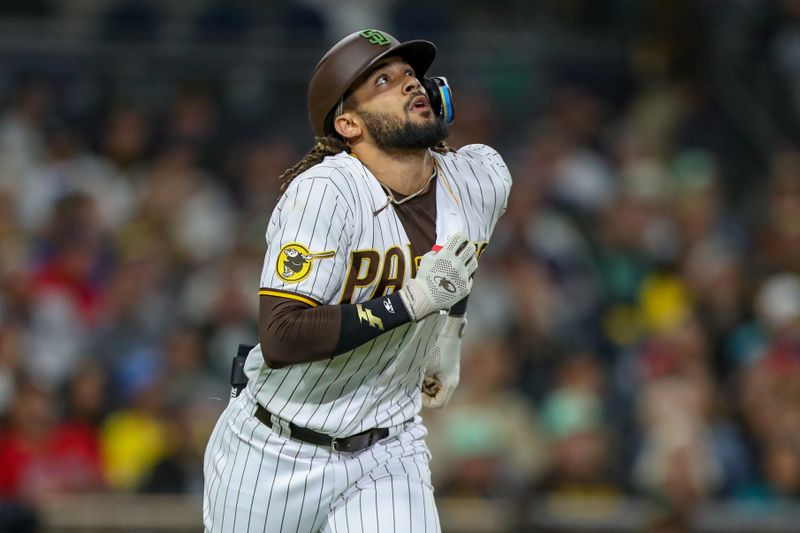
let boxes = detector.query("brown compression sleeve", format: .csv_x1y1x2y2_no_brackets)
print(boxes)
259,296,340,368
259,292,411,368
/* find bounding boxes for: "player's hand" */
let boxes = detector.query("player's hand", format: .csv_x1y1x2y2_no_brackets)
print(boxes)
422,315,465,408
398,233,476,322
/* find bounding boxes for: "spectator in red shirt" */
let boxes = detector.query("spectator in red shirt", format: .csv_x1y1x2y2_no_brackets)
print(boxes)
0,375,104,500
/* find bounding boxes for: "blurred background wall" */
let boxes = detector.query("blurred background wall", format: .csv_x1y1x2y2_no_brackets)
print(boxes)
1,0,800,531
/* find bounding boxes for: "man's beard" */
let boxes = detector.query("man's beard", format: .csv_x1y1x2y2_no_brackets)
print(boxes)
357,107,448,153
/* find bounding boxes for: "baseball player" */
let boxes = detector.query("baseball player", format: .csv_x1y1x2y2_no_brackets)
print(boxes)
203,29,512,533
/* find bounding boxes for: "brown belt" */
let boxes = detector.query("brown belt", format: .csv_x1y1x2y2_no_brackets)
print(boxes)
255,403,406,453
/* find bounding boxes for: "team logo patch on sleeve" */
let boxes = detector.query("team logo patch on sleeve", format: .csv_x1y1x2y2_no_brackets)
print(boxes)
276,243,335,283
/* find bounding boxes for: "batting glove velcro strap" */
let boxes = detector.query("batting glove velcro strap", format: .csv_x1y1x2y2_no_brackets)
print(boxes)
422,315,466,409
398,233,477,322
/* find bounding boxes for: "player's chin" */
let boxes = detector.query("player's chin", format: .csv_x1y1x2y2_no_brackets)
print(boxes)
410,109,434,121
404,114,435,131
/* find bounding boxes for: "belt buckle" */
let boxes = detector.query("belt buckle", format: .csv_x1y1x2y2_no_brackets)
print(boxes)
332,434,363,453
331,437,344,453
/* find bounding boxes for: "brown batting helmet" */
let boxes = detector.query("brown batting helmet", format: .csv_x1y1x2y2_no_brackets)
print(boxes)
307,29,437,137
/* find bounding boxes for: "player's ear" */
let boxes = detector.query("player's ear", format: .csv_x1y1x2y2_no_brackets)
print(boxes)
333,112,362,141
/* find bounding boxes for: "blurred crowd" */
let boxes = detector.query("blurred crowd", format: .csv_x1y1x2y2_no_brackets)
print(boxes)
1,0,800,531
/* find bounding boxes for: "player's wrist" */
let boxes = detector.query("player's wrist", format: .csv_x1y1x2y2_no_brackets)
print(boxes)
448,296,469,317
333,292,411,355
398,279,435,322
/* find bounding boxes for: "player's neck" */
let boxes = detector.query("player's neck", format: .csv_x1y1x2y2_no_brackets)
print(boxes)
352,144,434,196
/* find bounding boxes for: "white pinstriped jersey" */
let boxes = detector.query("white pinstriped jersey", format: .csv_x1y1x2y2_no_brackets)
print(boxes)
244,144,512,437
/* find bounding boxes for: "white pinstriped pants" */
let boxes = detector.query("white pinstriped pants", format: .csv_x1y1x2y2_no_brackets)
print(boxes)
203,390,441,533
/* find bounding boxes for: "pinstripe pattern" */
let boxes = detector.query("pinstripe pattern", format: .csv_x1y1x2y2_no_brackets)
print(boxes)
203,145,511,532
318,421,438,533
203,391,438,533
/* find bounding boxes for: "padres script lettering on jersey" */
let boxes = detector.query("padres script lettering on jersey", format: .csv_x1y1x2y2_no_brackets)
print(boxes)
243,144,511,437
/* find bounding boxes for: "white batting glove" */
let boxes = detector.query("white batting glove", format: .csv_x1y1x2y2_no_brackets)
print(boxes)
398,233,476,322
422,315,466,408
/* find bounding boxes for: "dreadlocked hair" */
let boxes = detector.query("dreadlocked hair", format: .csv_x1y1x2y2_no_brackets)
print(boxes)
279,136,351,192
279,138,457,192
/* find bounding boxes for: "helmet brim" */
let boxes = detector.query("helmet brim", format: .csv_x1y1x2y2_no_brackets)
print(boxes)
365,39,437,85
